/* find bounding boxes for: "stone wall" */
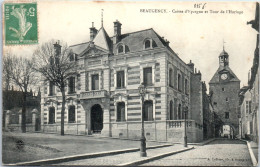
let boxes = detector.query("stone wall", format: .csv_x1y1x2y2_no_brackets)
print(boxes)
109,120,203,143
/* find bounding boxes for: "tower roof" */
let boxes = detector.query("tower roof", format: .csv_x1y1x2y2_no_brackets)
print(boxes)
209,65,240,84
93,27,112,51
219,50,229,57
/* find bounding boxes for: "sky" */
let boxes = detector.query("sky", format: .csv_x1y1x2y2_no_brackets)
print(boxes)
3,1,258,89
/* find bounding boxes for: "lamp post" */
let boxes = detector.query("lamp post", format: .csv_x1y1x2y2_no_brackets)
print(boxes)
184,105,188,147
139,83,147,157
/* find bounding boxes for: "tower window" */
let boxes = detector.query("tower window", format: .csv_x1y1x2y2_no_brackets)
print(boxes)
222,88,225,92
225,112,229,119
226,97,229,102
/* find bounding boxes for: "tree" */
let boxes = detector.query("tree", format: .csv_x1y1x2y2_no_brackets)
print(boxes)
7,54,38,133
33,40,77,135
3,50,13,91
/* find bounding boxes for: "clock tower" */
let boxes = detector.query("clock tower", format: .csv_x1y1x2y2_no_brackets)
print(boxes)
209,49,240,138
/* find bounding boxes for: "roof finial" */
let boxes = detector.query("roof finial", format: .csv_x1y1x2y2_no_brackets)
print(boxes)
101,9,104,27
223,39,226,51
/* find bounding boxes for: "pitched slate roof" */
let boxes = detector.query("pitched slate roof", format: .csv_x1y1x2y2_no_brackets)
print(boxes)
70,42,90,55
70,27,174,57
209,65,240,84
113,28,167,53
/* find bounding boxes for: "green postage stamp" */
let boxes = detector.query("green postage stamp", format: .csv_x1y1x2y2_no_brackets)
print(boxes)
4,2,38,45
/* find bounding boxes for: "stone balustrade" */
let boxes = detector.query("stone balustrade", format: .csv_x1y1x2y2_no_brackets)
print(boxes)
80,90,107,99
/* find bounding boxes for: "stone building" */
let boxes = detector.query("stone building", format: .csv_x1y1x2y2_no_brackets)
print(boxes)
41,20,206,142
209,49,240,138
239,86,253,139
245,2,259,143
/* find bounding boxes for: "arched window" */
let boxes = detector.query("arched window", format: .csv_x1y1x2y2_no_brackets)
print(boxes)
145,40,151,49
117,102,125,122
118,45,124,53
169,100,174,120
68,105,76,123
169,69,173,87
49,107,55,124
178,104,182,120
178,73,182,91
144,100,153,121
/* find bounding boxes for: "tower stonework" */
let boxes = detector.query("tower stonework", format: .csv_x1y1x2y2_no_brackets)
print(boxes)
209,49,240,137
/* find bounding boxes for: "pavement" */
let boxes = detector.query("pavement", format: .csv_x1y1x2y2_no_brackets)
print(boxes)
3,132,253,166
247,140,258,166
248,140,258,162
58,144,192,166
2,131,162,164
142,138,253,166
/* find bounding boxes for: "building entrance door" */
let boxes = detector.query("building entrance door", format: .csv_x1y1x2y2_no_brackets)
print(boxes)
91,104,103,133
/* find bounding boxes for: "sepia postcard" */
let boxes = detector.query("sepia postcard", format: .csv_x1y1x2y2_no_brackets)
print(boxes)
2,1,259,166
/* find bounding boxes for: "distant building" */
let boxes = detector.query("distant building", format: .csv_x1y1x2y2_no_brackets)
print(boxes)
239,86,253,139
209,48,240,138
41,20,209,142
202,82,215,139
3,89,41,132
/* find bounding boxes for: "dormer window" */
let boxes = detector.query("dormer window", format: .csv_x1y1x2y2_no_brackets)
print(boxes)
144,39,157,49
69,53,77,62
145,40,151,49
117,44,130,54
70,54,74,61
118,45,124,53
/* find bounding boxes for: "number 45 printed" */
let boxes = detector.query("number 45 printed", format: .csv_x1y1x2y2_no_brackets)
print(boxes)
4,2,38,45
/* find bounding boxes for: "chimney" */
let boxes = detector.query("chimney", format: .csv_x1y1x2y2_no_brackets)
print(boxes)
195,70,202,80
113,20,122,44
53,41,61,56
90,22,98,41
165,39,170,46
187,60,194,73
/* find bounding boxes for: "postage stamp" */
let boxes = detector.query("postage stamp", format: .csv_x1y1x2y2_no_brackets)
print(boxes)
4,2,38,45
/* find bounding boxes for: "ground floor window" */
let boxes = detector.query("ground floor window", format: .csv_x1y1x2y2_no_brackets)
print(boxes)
117,102,125,121
144,100,153,121
169,100,175,120
225,112,229,119
68,105,76,123
49,107,55,124
178,104,182,119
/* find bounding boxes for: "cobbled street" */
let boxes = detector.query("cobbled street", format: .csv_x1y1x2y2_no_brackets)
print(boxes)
142,139,253,166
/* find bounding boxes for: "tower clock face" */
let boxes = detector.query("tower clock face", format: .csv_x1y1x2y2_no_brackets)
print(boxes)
221,73,228,80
